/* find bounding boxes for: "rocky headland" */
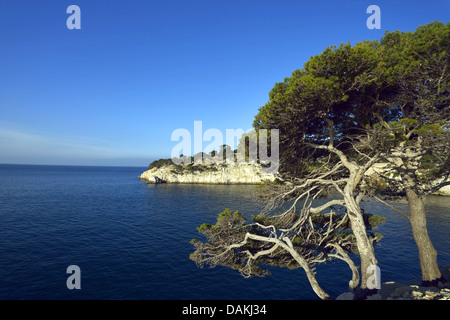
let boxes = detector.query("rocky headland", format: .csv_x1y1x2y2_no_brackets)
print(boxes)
139,159,450,197
138,156,450,198
139,161,276,185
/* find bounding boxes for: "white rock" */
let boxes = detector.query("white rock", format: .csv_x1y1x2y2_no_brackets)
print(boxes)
139,163,276,184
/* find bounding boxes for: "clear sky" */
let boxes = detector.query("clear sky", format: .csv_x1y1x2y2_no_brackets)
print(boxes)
0,0,448,166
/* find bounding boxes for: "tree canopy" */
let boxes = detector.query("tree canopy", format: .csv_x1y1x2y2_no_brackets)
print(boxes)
253,21,449,183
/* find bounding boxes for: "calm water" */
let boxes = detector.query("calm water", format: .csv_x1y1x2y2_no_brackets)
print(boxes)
0,164,449,300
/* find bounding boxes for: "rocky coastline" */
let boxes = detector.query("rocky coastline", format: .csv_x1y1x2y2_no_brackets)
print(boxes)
337,265,450,300
139,161,450,197
139,162,276,185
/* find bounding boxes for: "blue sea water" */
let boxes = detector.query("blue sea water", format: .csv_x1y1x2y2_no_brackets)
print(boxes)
0,164,449,300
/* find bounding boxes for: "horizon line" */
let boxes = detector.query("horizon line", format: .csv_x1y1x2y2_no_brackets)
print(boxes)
0,162,148,168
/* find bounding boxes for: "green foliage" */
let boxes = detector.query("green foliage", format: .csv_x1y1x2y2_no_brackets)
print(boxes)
251,213,272,226
414,124,443,135
419,154,438,170
368,215,387,229
253,21,449,185
217,208,244,224
197,209,245,233
196,223,212,233
373,233,384,241
147,158,174,170
147,156,226,174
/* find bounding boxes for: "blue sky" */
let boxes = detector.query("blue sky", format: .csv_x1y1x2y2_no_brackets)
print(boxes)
0,0,448,166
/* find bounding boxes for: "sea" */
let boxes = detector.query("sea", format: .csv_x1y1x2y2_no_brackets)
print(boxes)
0,164,449,300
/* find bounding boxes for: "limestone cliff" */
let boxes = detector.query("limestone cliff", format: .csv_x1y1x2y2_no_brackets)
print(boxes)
139,162,276,184
139,160,449,195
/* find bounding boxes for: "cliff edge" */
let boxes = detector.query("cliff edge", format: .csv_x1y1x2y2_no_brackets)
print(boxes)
139,162,276,184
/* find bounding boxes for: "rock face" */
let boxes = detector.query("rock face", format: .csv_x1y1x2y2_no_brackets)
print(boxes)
139,163,276,184
139,159,449,195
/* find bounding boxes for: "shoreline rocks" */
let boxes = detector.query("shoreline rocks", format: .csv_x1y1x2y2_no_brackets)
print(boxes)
337,284,450,300
337,265,450,300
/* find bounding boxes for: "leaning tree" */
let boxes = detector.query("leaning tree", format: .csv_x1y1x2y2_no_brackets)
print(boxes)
190,159,386,299
191,42,387,299
190,21,449,299
253,21,450,287
360,22,450,285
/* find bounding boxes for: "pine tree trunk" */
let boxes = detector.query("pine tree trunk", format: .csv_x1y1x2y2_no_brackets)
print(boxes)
344,168,378,295
406,188,442,285
346,201,378,291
